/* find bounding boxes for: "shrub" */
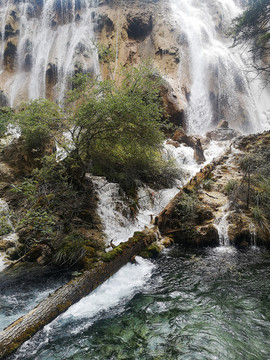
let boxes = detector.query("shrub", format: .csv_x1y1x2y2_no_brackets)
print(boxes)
224,180,239,195
0,107,13,138
14,99,61,155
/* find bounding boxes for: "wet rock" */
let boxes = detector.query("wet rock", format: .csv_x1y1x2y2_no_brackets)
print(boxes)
196,224,219,247
172,129,206,164
46,63,58,99
217,119,229,129
4,39,18,72
23,53,32,72
95,13,114,33
161,82,185,128
0,240,15,251
166,139,180,148
0,91,9,107
172,129,193,146
206,127,241,141
6,247,19,260
4,7,19,41
193,138,206,164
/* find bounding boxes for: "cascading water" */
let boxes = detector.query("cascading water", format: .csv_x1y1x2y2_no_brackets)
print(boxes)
170,0,270,134
214,203,234,251
0,0,99,106
1,1,270,358
91,140,230,248
0,198,18,271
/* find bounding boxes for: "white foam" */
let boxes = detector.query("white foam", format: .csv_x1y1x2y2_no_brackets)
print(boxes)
0,254,6,272
61,257,154,322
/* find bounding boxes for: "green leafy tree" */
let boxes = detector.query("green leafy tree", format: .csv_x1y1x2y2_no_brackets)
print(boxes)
65,62,176,191
15,99,62,155
230,0,270,79
0,107,13,137
14,63,176,192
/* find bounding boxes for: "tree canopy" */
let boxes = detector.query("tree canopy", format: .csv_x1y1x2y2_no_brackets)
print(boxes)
14,62,176,192
230,0,270,79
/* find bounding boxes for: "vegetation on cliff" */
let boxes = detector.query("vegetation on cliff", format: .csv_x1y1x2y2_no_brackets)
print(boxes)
1,62,177,266
229,133,270,242
231,0,270,79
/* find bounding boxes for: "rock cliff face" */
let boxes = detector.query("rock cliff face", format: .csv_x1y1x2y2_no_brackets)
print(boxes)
157,131,270,248
0,0,269,132
95,0,186,126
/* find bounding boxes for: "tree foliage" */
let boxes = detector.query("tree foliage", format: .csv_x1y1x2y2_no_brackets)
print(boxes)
230,0,270,78
14,63,175,192
64,62,176,191
0,107,13,137
15,99,62,155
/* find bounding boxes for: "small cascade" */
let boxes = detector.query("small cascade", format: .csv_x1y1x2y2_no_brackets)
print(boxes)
214,204,235,251
0,198,18,271
91,139,230,248
249,224,258,248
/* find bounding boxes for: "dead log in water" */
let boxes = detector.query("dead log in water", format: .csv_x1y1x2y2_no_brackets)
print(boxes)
0,228,157,360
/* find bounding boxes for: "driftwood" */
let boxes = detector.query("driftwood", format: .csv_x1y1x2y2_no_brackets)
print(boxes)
0,228,157,359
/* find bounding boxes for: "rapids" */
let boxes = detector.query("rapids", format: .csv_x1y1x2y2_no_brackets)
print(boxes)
5,247,270,360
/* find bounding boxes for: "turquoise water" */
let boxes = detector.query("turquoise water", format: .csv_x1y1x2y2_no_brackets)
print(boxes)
6,247,270,359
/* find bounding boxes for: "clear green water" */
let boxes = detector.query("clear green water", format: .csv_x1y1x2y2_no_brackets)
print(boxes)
8,247,270,360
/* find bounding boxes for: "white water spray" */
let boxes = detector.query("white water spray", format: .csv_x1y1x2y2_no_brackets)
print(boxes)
170,0,270,134
0,0,100,106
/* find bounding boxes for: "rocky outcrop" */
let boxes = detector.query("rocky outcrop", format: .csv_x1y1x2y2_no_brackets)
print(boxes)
171,129,206,163
95,0,188,118
3,6,20,72
206,121,241,141
158,131,270,248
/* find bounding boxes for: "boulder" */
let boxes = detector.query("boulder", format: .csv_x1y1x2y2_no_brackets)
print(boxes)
217,119,229,129
206,127,240,141
172,129,206,164
196,224,219,247
160,82,185,128
193,138,206,164
166,139,180,148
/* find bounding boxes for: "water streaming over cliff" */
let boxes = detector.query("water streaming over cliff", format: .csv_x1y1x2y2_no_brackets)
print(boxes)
1,0,270,358
171,0,270,134
0,0,99,106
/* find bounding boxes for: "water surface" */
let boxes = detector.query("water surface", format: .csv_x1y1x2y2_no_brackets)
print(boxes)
7,247,270,360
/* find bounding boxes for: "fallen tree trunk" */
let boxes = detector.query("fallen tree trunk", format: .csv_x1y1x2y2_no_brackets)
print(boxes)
0,228,157,359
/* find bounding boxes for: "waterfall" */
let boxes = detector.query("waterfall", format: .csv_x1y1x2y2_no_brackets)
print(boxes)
0,198,18,271
0,0,100,106
91,140,230,248
215,204,230,247
170,0,270,135
249,224,257,248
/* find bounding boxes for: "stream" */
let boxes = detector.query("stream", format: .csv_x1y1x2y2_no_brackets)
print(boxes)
2,247,269,360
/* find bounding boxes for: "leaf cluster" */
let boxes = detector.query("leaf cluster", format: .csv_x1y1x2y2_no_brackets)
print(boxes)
230,0,270,79
0,107,13,138
14,99,62,155
65,62,176,191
